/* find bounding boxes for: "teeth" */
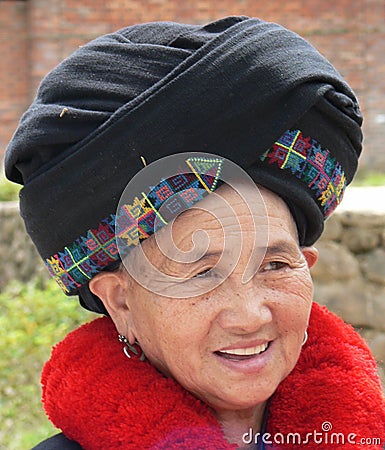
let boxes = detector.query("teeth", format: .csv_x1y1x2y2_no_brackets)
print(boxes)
219,342,268,356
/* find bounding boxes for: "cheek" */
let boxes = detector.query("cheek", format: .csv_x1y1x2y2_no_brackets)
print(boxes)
268,270,313,364
130,295,211,370
270,268,313,313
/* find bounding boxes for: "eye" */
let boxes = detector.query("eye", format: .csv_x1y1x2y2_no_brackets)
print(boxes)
261,261,288,272
193,268,214,278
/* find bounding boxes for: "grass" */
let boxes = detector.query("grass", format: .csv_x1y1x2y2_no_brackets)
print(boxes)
0,173,20,202
351,170,385,187
0,279,95,450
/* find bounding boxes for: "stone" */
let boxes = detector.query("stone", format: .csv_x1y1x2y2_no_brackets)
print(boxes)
360,248,385,285
339,211,385,228
358,328,379,343
310,241,360,282
314,278,372,328
357,329,385,391
368,286,385,332
0,202,48,291
377,366,385,393
341,227,380,254
368,333,385,363
319,215,343,242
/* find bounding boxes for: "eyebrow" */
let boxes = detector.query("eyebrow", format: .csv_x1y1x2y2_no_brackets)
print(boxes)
264,241,300,256
165,242,300,268
150,242,223,268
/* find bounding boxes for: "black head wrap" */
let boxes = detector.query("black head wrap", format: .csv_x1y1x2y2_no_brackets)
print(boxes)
5,16,363,313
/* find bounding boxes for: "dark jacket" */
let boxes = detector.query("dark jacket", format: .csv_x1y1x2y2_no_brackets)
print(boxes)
32,432,385,450
32,433,82,449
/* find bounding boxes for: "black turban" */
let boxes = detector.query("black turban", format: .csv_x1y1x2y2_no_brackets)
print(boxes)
4,16,363,313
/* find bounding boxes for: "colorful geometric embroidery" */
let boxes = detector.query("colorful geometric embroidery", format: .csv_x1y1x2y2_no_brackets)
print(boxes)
260,129,346,218
46,132,346,296
45,157,223,295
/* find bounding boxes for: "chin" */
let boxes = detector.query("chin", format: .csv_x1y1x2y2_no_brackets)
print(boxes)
207,385,277,412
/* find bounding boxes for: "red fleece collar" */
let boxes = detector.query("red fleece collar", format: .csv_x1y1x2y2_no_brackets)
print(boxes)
42,303,385,449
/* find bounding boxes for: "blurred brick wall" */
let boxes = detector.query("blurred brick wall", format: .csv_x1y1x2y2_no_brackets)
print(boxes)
1,0,384,170
0,1,29,163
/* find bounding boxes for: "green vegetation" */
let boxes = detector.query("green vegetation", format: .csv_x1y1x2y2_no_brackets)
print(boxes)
0,173,20,202
351,170,385,187
0,280,95,449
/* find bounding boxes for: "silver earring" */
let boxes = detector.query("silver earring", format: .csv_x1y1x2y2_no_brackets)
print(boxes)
302,330,308,346
118,335,146,361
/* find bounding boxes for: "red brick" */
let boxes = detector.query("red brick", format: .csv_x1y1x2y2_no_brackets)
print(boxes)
1,0,384,171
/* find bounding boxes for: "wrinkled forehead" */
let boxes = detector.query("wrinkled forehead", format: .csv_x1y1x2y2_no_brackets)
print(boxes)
171,182,297,234
140,181,298,259
124,182,301,297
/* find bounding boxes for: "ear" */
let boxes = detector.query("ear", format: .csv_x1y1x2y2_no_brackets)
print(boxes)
89,270,136,342
301,246,318,269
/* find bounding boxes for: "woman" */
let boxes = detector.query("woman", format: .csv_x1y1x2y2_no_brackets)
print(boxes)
5,16,385,449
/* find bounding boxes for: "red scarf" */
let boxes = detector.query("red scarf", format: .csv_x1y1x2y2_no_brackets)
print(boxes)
42,303,385,449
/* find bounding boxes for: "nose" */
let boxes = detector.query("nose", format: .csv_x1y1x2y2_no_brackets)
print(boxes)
216,281,273,334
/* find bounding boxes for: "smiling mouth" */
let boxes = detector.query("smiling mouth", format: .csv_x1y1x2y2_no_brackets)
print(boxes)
215,342,271,361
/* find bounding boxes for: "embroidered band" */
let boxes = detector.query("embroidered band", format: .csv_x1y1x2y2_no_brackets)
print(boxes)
260,129,346,218
45,157,223,295
46,130,346,295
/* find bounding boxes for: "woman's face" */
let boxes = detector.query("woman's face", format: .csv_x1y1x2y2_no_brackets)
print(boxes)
112,185,317,413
